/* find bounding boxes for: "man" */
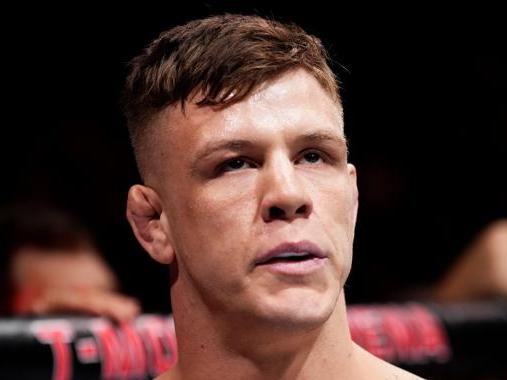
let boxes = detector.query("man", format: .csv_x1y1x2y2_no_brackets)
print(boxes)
0,204,140,321
123,14,422,379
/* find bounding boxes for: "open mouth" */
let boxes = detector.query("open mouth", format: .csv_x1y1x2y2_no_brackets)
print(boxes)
258,253,316,265
254,241,327,274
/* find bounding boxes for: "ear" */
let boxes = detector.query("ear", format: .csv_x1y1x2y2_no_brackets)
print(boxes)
347,163,359,225
126,185,175,264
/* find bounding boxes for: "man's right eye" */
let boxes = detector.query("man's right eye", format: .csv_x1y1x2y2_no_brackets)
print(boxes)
220,158,253,172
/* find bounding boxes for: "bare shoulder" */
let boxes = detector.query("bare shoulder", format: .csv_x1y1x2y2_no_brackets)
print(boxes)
353,343,426,380
378,360,426,380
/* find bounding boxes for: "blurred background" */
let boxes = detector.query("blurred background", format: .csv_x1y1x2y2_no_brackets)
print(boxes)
0,1,505,314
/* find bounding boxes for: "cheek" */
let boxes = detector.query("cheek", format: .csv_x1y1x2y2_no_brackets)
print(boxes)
171,177,257,266
310,176,357,226
196,179,256,228
309,177,356,270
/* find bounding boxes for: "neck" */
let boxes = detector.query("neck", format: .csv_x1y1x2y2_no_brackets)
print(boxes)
169,288,364,380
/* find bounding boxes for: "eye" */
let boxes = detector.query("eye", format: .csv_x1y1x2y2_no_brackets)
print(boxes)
220,158,254,172
298,151,324,165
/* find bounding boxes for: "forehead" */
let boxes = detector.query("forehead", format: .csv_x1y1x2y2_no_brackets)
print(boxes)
148,69,344,178
172,69,341,132
10,248,116,290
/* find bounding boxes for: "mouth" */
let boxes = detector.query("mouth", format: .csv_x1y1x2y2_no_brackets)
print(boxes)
256,252,319,265
254,241,327,275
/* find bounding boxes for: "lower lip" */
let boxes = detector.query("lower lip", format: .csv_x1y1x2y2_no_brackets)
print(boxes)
256,257,327,275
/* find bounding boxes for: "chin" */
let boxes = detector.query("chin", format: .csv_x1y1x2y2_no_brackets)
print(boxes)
255,287,339,331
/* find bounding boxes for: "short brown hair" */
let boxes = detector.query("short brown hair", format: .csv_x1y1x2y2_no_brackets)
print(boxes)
122,14,340,178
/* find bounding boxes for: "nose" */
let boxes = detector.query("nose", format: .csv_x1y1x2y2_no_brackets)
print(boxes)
259,156,313,223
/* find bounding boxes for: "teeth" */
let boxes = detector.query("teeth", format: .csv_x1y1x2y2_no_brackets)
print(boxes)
274,251,308,258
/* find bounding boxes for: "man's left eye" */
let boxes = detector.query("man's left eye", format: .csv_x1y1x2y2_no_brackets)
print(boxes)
299,151,323,164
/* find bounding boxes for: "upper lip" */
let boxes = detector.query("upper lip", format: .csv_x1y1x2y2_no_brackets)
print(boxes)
255,240,327,265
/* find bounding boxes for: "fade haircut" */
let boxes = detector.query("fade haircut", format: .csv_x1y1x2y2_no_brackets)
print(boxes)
122,14,340,179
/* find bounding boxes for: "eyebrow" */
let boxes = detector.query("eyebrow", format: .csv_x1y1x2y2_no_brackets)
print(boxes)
191,130,347,173
190,139,254,175
297,131,348,148
194,139,255,163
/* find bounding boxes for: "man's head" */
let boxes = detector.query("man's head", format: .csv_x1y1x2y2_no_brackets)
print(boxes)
124,14,358,331
122,14,340,182
0,204,118,314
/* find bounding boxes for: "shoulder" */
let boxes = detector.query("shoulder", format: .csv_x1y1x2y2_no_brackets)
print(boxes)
377,360,425,380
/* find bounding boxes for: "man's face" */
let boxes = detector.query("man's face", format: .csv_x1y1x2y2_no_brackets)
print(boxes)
150,69,358,327
9,247,118,314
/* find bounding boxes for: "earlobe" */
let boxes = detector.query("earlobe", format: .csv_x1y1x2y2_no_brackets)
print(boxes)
126,185,175,264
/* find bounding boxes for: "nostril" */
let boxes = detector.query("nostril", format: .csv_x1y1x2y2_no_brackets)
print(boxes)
296,204,308,215
268,204,309,220
269,206,285,220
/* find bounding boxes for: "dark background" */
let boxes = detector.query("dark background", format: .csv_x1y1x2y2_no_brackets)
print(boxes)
1,2,505,312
